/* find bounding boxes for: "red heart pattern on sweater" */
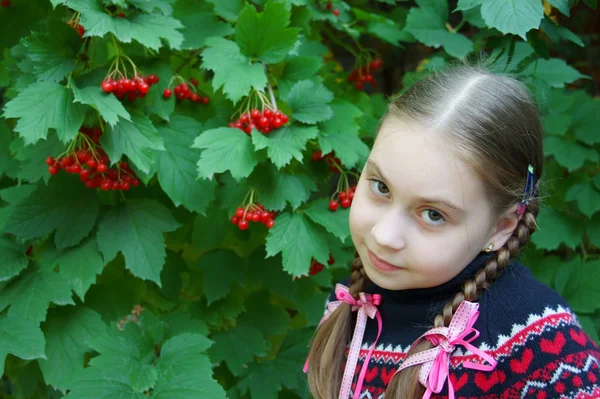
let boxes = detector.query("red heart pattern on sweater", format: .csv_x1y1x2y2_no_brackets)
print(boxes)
540,331,566,355
570,328,588,347
450,373,469,391
510,348,534,373
474,371,506,392
381,368,395,385
365,366,379,383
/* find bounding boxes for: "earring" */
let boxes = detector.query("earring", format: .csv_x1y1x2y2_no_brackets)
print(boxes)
484,244,494,253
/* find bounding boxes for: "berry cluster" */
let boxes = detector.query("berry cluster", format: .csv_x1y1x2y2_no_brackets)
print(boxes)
329,186,356,211
46,127,139,191
325,2,339,16
295,255,335,280
163,82,210,104
231,203,276,230
312,150,342,173
101,74,159,101
348,58,384,91
229,109,289,135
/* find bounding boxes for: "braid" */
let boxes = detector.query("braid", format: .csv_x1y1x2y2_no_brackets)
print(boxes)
349,255,370,297
386,200,540,399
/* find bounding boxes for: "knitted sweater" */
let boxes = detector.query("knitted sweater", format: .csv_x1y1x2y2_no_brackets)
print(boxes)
325,253,600,399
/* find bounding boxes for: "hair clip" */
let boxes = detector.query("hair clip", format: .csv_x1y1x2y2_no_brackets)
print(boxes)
516,165,535,216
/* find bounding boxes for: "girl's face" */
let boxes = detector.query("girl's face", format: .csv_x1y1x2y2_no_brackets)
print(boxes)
349,116,511,291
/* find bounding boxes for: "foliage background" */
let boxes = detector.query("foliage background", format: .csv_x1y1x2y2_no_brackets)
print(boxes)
0,0,599,398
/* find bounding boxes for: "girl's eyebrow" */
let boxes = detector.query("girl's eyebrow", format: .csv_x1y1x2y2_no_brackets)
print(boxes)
366,159,465,214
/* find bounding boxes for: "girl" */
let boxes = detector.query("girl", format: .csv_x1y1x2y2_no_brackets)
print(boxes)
303,63,600,399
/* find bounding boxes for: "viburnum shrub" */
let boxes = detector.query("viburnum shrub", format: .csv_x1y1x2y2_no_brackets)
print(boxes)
0,0,599,398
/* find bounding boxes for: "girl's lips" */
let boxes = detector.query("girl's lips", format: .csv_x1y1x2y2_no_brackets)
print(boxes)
367,250,404,272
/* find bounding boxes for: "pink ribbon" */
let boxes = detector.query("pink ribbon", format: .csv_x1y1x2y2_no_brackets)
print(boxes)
303,284,383,399
394,300,497,399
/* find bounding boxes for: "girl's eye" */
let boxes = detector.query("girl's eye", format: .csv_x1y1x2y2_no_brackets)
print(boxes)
368,179,390,196
421,209,445,225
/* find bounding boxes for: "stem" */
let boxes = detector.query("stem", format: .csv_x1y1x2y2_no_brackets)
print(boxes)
265,66,278,111
175,50,202,74
322,26,357,56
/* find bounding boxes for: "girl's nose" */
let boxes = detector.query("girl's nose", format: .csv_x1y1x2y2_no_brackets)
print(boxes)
370,212,407,251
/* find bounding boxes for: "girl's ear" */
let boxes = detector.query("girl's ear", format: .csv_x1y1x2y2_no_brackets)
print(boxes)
486,203,523,251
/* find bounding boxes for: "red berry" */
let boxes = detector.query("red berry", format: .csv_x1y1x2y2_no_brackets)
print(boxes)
333,9,340,16
147,74,159,84
326,2,332,10
76,150,89,163
71,164,81,174
238,219,249,230
163,88,172,98
312,151,323,161
48,165,59,175
263,126,272,134
201,96,210,104
138,83,149,94
250,109,260,119
236,207,245,218
341,198,351,208
339,191,347,200
101,181,111,191
132,179,140,187
259,117,269,127
97,163,107,173
85,180,96,189
349,190,354,200
1,0,11,7
281,114,289,124
355,81,364,90
266,219,274,229
80,168,90,179
189,78,198,87
45,156,55,166
272,117,282,128
260,211,270,223
120,181,130,190
190,93,200,102
328,255,335,265
251,213,260,222
101,80,114,93
329,200,339,211
263,109,273,118
86,159,97,169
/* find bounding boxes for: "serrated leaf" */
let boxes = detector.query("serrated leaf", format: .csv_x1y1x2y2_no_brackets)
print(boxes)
281,56,323,82
0,270,74,323
193,127,259,180
201,37,267,104
5,174,99,250
455,0,483,11
11,134,67,183
70,77,130,127
196,249,244,305
101,112,165,174
544,136,598,171
0,314,46,376
522,58,585,88
554,257,600,313
481,0,543,40
38,305,106,391
173,2,234,49
285,80,333,124
236,2,300,64
128,0,174,15
547,0,573,16
0,236,29,282
157,116,216,213
208,326,268,376
249,165,316,211
571,95,600,145
2,81,86,145
304,198,351,242
531,207,583,250
265,212,329,277
20,32,76,82
251,125,317,168
206,0,243,22
62,368,148,399
66,0,183,50
565,181,600,218
96,199,180,286
367,21,413,46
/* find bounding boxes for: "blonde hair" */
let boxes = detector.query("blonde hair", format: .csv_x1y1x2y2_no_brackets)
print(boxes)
306,62,543,398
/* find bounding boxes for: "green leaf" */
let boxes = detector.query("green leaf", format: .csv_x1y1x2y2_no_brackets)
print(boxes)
201,37,267,104
2,81,86,145
481,0,544,40
206,0,243,22
208,325,268,376
285,80,333,124
48,236,105,301
304,198,351,242
251,125,318,169
144,62,175,122
266,212,329,277
531,207,583,250
522,58,585,88
63,369,147,399
67,0,183,50
455,0,483,11
173,2,234,49
128,0,174,15
554,257,600,313
5,174,99,250
11,134,67,184
96,199,181,286
101,112,165,174
236,2,300,64
70,77,130,127
586,214,600,248
193,127,259,180
0,236,29,282
367,21,412,46
544,136,598,171
20,32,76,82
281,56,323,82
38,305,106,392
571,96,600,145
546,0,573,16
237,290,290,339
249,166,316,211
0,270,74,323
196,249,245,305
0,314,46,376
157,116,216,213
565,182,600,218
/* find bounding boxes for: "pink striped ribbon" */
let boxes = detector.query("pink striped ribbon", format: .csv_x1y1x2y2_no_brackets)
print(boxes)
394,300,497,399
303,284,383,399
